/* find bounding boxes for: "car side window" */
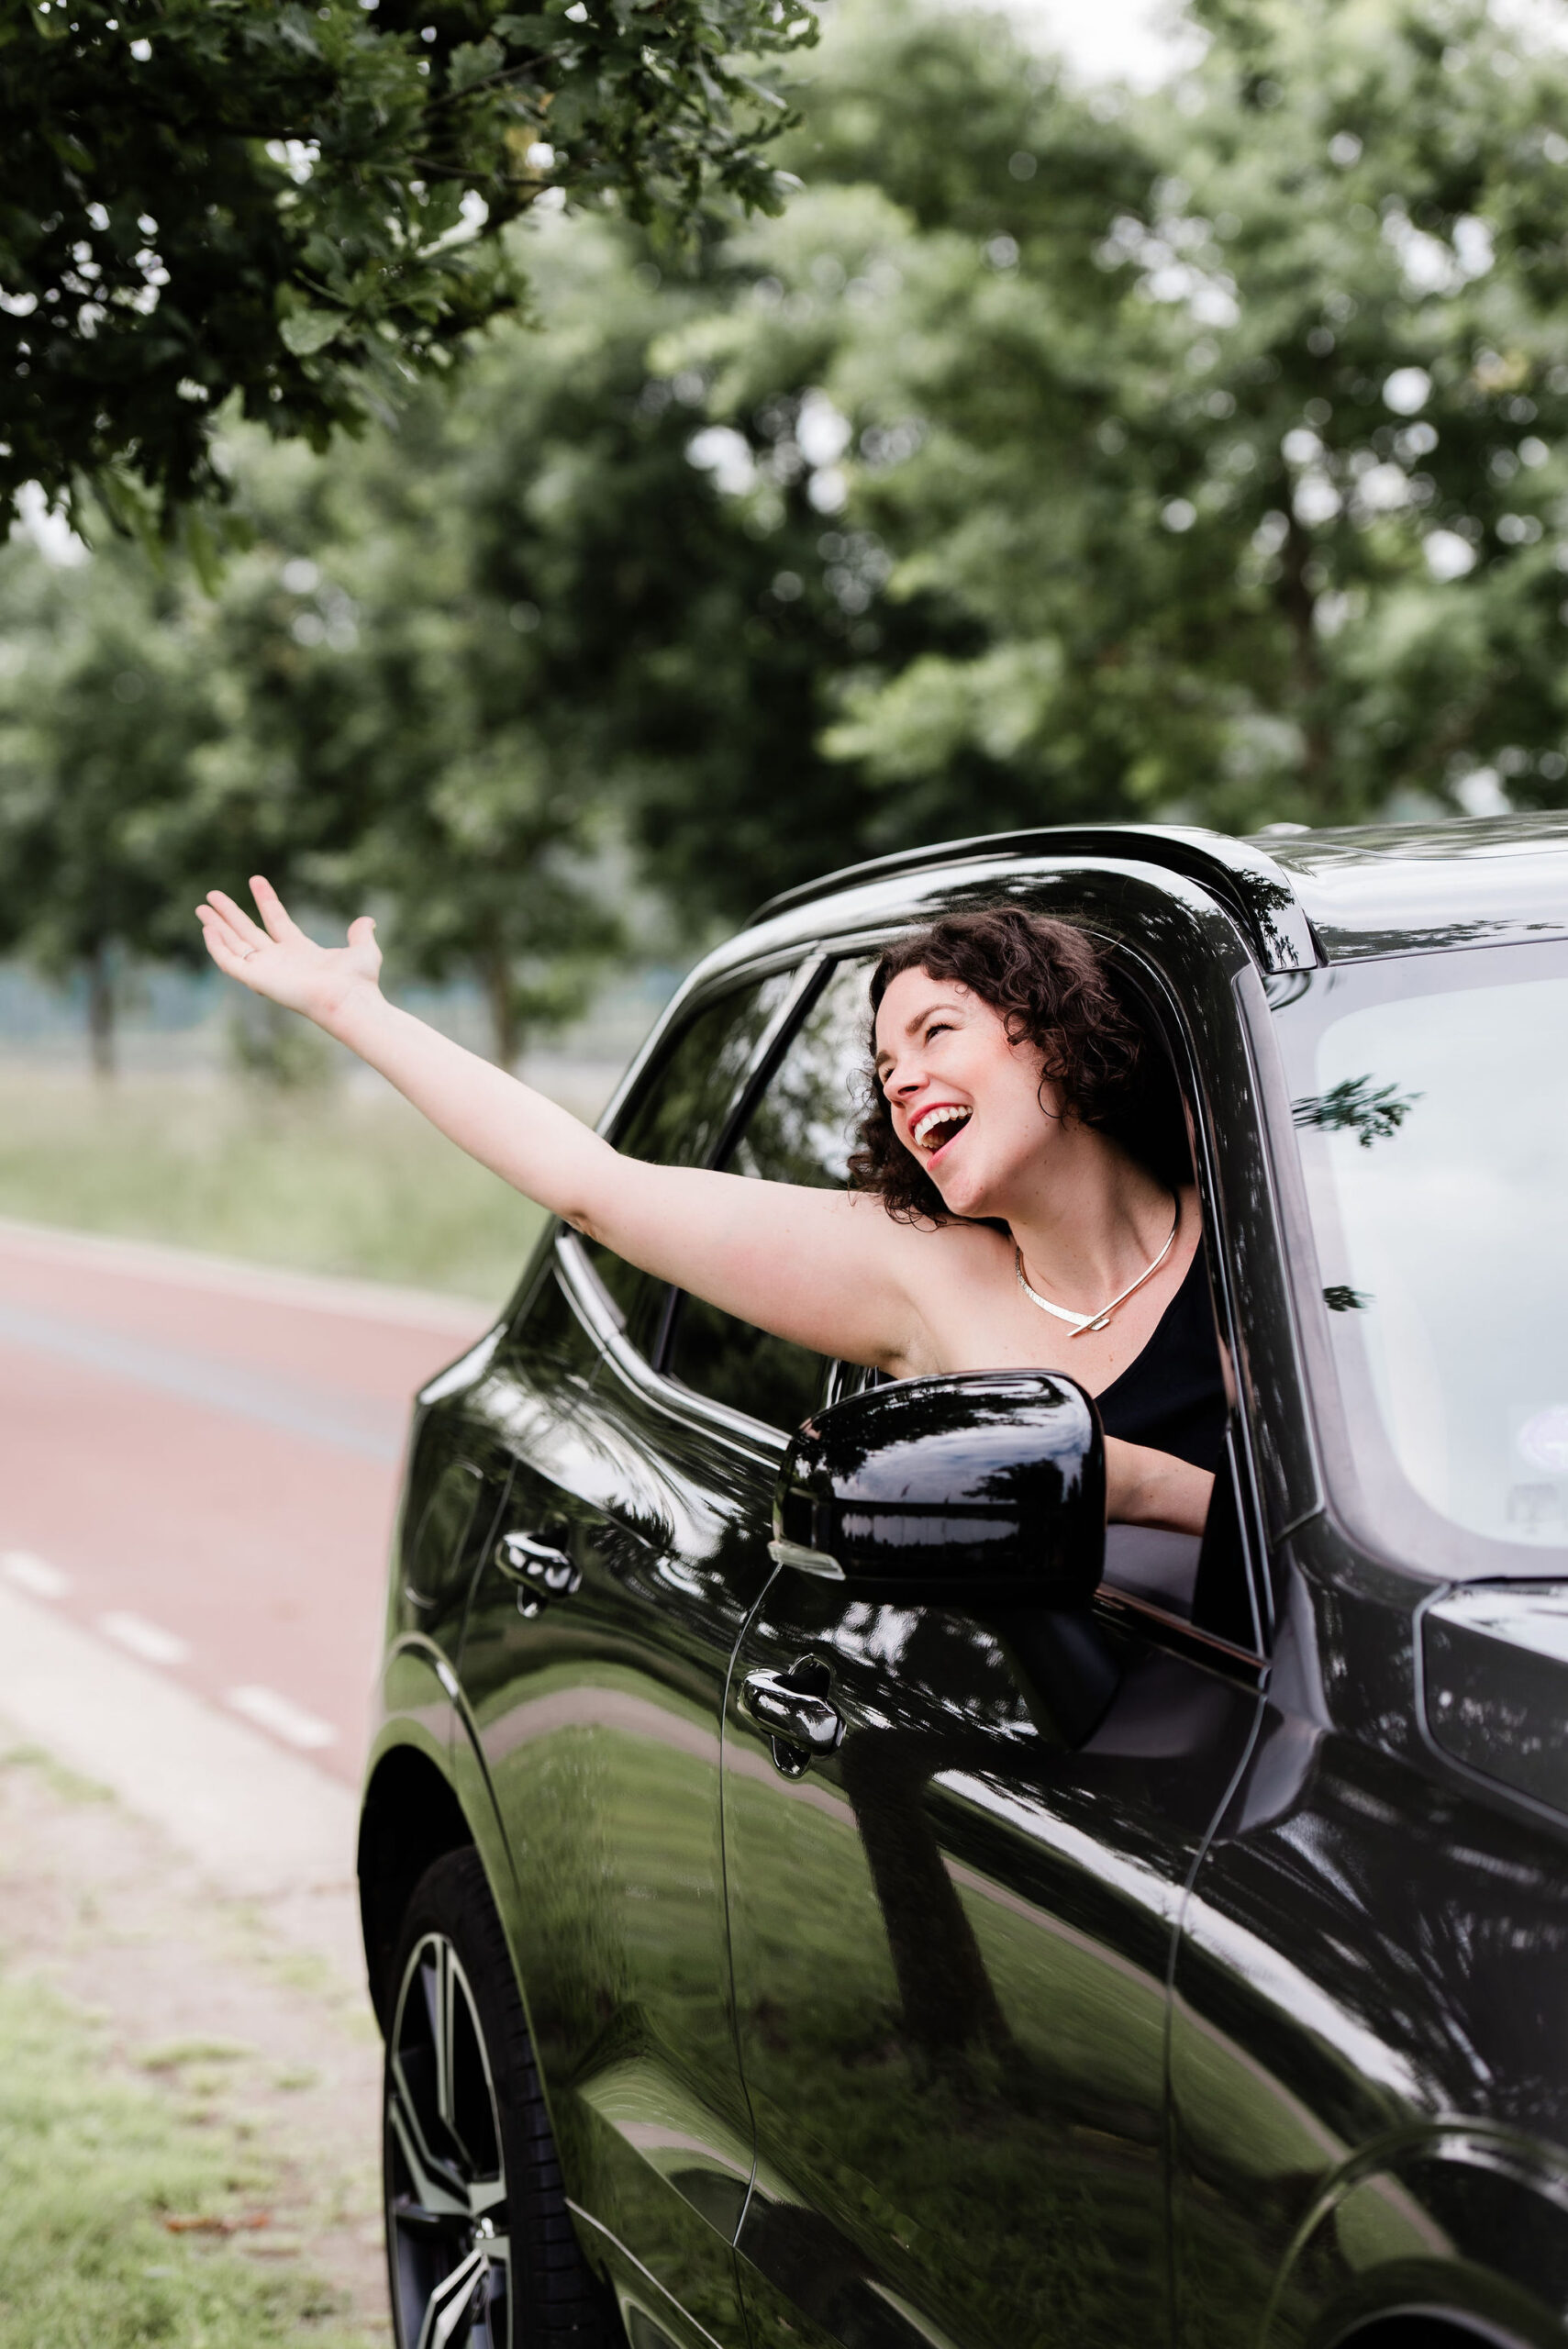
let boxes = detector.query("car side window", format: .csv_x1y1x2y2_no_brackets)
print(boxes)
665,960,870,1431
584,968,798,1353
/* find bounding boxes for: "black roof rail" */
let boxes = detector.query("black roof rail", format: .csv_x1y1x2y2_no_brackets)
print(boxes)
748,823,1319,975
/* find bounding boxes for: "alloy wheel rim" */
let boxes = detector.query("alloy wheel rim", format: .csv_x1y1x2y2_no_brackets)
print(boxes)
385,1930,511,2349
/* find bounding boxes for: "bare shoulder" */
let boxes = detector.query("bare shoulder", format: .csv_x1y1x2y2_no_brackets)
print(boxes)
796,1192,1006,1375
871,1210,1015,1376
840,1192,1002,1266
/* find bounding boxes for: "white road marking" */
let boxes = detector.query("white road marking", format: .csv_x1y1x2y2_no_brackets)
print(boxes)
227,1685,338,1751
0,1213,493,1334
0,1580,360,1982
2,1550,70,1600
98,1611,191,1668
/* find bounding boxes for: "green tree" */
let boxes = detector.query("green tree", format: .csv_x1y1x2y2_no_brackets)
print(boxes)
0,0,814,537
653,0,1161,867
203,205,937,952
17,0,1568,1060
176,340,634,1069
739,0,1568,832
1147,0,1568,821
0,534,229,1070
446,206,952,920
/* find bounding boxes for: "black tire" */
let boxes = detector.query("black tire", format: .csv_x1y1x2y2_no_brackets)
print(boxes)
383,1846,607,2349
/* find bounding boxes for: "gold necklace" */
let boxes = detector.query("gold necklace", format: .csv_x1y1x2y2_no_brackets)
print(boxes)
1014,1198,1180,1336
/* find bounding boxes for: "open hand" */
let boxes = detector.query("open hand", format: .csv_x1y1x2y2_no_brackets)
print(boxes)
196,876,382,1030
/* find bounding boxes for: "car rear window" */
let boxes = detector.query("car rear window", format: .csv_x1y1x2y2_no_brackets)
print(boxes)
584,968,798,1341
665,959,872,1430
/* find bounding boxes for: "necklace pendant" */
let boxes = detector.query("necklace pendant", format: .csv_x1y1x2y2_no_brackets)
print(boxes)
1013,1199,1181,1340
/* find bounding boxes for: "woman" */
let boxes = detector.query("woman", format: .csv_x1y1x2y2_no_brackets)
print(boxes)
196,882,1225,1534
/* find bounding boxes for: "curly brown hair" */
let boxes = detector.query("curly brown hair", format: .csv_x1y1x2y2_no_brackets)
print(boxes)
847,906,1171,1225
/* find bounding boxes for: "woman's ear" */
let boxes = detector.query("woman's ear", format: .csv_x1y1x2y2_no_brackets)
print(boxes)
1033,1071,1068,1126
1006,1009,1064,1077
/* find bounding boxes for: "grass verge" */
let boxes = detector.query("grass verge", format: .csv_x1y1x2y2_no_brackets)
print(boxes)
0,1069,546,1301
0,1963,378,2349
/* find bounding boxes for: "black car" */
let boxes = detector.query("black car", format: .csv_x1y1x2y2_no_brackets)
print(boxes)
358,813,1568,2349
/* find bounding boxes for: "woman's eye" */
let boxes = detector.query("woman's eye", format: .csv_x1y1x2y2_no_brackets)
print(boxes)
925,1022,952,1042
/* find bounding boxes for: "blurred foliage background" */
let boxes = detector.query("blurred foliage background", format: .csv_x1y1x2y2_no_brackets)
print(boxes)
2,0,1567,1283
0,0,814,534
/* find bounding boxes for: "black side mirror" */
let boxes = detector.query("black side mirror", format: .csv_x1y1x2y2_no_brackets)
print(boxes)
772,1369,1106,1609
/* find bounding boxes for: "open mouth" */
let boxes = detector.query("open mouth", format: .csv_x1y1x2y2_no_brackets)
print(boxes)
911,1103,973,1160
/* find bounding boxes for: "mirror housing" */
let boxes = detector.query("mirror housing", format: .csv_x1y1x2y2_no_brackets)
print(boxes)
773,1370,1106,1609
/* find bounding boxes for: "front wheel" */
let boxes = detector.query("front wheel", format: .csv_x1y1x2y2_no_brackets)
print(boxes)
383,1847,604,2349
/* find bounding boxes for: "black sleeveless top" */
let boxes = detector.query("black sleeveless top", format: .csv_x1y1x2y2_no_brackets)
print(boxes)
1093,1246,1227,1471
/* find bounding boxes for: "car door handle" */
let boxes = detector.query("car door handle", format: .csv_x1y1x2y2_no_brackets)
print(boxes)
494,1531,581,1618
740,1669,844,1757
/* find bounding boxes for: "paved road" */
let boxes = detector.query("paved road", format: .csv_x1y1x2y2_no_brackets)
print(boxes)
0,1219,495,1787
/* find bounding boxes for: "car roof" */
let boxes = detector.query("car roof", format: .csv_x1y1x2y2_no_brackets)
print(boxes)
747,811,1568,972
1251,810,1568,961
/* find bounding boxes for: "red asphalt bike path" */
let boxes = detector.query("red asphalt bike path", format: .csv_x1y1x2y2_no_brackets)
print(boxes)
0,1221,495,1787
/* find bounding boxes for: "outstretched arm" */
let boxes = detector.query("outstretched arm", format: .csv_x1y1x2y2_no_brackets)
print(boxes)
196,879,920,1369
198,884,1215,1533
200,878,637,1237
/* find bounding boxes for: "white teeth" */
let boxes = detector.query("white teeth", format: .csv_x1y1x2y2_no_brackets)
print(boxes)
913,1105,972,1152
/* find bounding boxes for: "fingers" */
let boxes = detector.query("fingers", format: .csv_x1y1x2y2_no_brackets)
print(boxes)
250,875,306,946
347,915,377,948
195,905,261,981
205,888,270,952
195,903,250,959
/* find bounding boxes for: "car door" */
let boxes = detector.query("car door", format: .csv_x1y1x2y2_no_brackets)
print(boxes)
723,1534,1265,2349
534,950,887,2327
720,900,1274,2349
452,960,812,2349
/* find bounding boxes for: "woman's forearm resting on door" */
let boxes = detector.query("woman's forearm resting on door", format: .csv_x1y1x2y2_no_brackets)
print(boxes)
1104,1438,1213,1535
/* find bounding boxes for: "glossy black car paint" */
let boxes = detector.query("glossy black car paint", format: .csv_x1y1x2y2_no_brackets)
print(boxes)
359,813,1568,2349
774,1368,1106,1601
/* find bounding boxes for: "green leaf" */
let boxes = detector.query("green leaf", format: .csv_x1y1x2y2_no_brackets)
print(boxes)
278,307,345,356
494,15,560,45
449,37,506,93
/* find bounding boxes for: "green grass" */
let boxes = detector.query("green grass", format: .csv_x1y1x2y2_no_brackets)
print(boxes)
0,1965,375,2349
0,1069,547,1302
0,1742,111,1807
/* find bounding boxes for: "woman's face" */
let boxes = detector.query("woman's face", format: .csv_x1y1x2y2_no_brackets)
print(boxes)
873,966,1059,1220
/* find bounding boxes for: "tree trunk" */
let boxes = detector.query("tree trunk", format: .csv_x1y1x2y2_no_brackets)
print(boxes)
483,947,520,1073
1279,510,1333,805
86,941,115,1081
